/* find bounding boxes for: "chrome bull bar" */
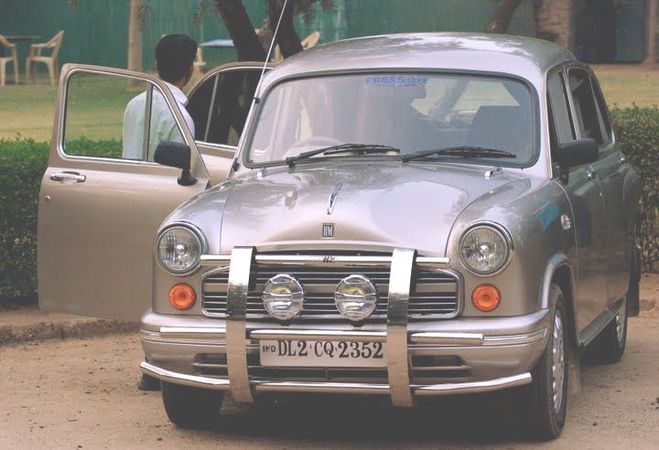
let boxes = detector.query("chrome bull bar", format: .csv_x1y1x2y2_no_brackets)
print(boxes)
162,247,532,406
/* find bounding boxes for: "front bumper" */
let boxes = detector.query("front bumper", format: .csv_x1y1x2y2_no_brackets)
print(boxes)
141,307,550,405
143,248,550,406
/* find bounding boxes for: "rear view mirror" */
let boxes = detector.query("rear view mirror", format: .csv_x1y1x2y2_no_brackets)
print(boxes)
557,138,598,168
154,141,196,186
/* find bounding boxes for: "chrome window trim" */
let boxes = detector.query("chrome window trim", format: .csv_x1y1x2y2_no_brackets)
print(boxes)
58,66,195,164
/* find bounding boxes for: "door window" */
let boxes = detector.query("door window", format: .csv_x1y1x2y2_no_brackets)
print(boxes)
186,74,217,142
64,72,184,162
547,71,575,145
567,69,605,144
205,70,260,146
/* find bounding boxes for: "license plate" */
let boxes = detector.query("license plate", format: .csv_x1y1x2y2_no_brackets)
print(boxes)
259,339,387,367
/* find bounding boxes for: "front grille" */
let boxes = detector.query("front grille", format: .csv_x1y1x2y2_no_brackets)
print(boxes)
202,258,460,321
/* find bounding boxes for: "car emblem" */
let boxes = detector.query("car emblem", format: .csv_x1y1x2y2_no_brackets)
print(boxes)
326,183,343,215
322,223,335,239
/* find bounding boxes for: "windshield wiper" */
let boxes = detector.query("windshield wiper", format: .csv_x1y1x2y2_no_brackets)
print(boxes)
285,143,400,167
402,146,517,163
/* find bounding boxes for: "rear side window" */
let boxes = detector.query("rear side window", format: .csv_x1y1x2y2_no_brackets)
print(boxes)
547,71,574,145
567,69,605,145
206,70,260,146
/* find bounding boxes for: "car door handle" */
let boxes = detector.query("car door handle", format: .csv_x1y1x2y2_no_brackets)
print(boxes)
585,168,597,180
50,171,86,183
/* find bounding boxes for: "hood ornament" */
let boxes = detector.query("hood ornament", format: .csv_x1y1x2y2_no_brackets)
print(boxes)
327,183,343,215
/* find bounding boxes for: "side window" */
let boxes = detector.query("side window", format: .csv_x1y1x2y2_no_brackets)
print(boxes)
206,70,260,146
187,74,217,142
591,76,613,143
567,69,605,145
64,72,184,161
547,71,575,145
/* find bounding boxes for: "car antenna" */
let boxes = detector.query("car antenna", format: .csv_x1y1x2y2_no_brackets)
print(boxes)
253,0,289,104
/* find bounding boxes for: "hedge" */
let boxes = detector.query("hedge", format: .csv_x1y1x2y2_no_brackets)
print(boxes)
0,138,121,298
1,107,657,298
609,107,659,272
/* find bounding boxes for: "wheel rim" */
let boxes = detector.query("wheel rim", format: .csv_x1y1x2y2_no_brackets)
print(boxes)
615,302,626,344
551,311,565,414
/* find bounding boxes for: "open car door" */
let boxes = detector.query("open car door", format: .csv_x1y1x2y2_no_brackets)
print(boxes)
38,64,213,321
186,62,269,185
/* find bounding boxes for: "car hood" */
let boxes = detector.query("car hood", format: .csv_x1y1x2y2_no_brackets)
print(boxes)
214,161,526,255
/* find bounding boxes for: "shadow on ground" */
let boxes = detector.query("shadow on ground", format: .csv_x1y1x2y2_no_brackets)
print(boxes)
194,389,547,445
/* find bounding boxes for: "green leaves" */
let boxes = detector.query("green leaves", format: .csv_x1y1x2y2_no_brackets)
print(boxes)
611,106,659,272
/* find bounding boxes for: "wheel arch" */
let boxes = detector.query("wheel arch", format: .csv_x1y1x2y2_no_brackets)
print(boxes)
540,253,578,349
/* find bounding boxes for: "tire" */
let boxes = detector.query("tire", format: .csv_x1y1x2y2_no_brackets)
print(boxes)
524,283,569,440
161,382,223,428
586,297,628,364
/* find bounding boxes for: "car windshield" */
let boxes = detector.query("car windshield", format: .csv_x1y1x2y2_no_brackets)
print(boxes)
247,73,536,167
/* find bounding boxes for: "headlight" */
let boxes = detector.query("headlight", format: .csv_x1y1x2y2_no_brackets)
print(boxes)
459,224,510,275
156,225,204,275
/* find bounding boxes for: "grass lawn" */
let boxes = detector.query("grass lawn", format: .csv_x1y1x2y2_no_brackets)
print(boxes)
0,65,657,142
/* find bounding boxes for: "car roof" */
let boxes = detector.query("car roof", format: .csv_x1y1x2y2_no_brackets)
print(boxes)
261,32,576,90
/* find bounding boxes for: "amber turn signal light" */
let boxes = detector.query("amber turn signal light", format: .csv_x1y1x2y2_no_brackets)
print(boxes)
472,284,501,312
168,283,196,310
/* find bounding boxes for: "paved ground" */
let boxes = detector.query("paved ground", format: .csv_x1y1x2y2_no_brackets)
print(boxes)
1,275,658,449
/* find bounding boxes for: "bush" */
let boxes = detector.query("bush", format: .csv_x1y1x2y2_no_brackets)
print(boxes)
0,137,121,298
0,108,657,299
0,138,49,297
610,106,659,272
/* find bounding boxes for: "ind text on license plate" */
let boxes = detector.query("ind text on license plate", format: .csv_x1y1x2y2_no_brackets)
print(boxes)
259,339,387,367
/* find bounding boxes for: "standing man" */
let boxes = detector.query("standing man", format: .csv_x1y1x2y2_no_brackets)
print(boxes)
126,34,198,391
123,34,197,160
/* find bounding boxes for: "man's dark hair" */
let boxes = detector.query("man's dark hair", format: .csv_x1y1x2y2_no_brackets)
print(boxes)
155,34,197,83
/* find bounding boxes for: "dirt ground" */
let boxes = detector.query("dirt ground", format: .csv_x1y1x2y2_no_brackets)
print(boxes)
1,275,658,449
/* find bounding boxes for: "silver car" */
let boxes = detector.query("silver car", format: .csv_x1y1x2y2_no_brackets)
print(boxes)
39,33,642,440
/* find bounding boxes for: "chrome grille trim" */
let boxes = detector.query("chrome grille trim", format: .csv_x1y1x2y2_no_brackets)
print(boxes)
202,253,461,321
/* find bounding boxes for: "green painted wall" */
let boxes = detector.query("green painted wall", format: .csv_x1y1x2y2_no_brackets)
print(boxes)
0,0,535,72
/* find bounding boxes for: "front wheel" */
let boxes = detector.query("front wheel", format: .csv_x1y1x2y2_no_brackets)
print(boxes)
161,382,223,428
523,284,569,440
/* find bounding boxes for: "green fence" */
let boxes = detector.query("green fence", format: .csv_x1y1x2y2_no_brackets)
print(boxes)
0,0,535,72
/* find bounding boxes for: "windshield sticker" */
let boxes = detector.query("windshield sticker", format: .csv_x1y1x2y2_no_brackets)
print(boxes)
365,75,428,87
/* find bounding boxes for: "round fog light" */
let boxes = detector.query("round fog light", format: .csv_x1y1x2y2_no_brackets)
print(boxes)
262,274,304,320
334,275,378,321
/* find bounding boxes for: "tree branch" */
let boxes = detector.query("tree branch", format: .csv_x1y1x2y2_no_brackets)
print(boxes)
485,0,522,34
268,0,303,58
215,0,266,61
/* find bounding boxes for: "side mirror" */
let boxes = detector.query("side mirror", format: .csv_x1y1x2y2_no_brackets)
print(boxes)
557,138,599,169
154,141,197,186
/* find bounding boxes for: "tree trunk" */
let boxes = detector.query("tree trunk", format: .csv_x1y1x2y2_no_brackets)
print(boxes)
215,0,267,61
127,0,143,72
268,0,303,58
644,0,657,64
485,0,522,33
